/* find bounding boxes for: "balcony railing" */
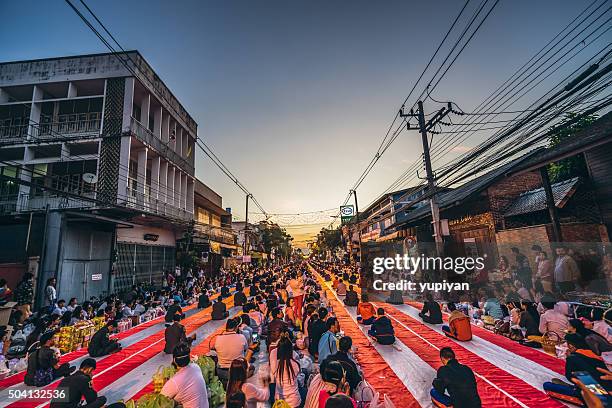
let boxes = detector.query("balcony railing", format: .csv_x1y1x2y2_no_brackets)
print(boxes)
194,223,237,246
0,113,101,144
0,124,29,142
36,112,101,139
130,118,195,175
0,192,97,214
124,179,192,221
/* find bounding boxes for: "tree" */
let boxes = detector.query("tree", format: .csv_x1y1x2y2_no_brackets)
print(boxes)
315,227,342,254
547,113,596,183
259,221,294,261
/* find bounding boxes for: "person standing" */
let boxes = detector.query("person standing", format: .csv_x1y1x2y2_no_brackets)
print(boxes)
45,277,58,310
511,247,533,291
431,347,481,408
289,273,304,320
14,273,34,323
554,246,580,293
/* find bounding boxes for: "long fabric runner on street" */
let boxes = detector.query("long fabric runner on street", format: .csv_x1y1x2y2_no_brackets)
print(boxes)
311,264,571,408
0,291,239,408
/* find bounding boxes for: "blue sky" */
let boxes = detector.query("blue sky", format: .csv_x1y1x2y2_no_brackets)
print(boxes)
1,0,606,237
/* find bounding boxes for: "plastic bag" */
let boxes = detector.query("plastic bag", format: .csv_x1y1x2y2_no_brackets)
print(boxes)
207,376,226,407
367,392,381,408
195,355,216,383
272,400,292,408
355,380,376,407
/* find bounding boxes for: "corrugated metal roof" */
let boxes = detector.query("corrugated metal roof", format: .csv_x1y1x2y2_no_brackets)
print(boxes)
503,177,580,216
394,150,543,227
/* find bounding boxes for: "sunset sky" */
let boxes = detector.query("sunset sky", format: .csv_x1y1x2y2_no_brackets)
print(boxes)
1,0,604,247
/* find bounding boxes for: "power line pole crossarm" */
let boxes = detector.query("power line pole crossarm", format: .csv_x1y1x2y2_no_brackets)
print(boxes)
400,101,453,251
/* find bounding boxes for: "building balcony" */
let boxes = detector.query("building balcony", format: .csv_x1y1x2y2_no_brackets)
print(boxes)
130,118,194,175
0,192,96,214
124,181,192,221
36,112,101,140
0,113,101,145
194,223,237,246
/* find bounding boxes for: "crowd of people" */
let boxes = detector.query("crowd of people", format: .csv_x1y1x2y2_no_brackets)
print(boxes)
1,253,611,408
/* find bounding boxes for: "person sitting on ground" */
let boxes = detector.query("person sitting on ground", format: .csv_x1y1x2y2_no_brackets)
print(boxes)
568,318,612,356
368,308,395,345
161,343,209,408
165,300,184,324
318,360,356,408
431,347,481,408
239,314,254,345
356,294,376,325
419,292,443,324
308,308,329,357
538,295,569,338
164,313,195,354
587,308,612,343
234,287,248,307
318,317,340,362
514,280,532,301
271,335,302,407
543,333,612,405
88,320,121,357
24,331,75,386
442,303,472,341
212,298,229,320
336,279,347,296
226,358,269,408
343,286,359,307
220,284,231,299
325,394,355,408
52,299,67,316
212,317,257,383
385,289,404,305
482,288,504,321
518,300,541,339
267,307,289,348
226,391,247,408
198,292,211,309
326,336,362,394
50,358,109,408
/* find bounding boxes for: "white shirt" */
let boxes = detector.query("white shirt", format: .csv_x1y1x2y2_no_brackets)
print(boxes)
269,351,301,407
133,304,146,315
161,363,209,408
593,320,612,343
242,382,269,408
213,332,248,369
52,306,67,316
122,306,134,317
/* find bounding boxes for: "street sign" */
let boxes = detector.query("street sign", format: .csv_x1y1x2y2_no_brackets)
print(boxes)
91,274,102,281
340,205,355,225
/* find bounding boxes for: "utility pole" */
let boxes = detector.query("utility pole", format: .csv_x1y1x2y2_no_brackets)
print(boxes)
350,189,362,267
243,193,251,256
401,101,452,252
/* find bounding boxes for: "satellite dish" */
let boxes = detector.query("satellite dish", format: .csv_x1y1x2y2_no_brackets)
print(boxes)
82,173,98,184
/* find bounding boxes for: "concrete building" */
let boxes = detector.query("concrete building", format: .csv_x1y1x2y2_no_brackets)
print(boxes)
0,51,196,304
190,179,238,274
